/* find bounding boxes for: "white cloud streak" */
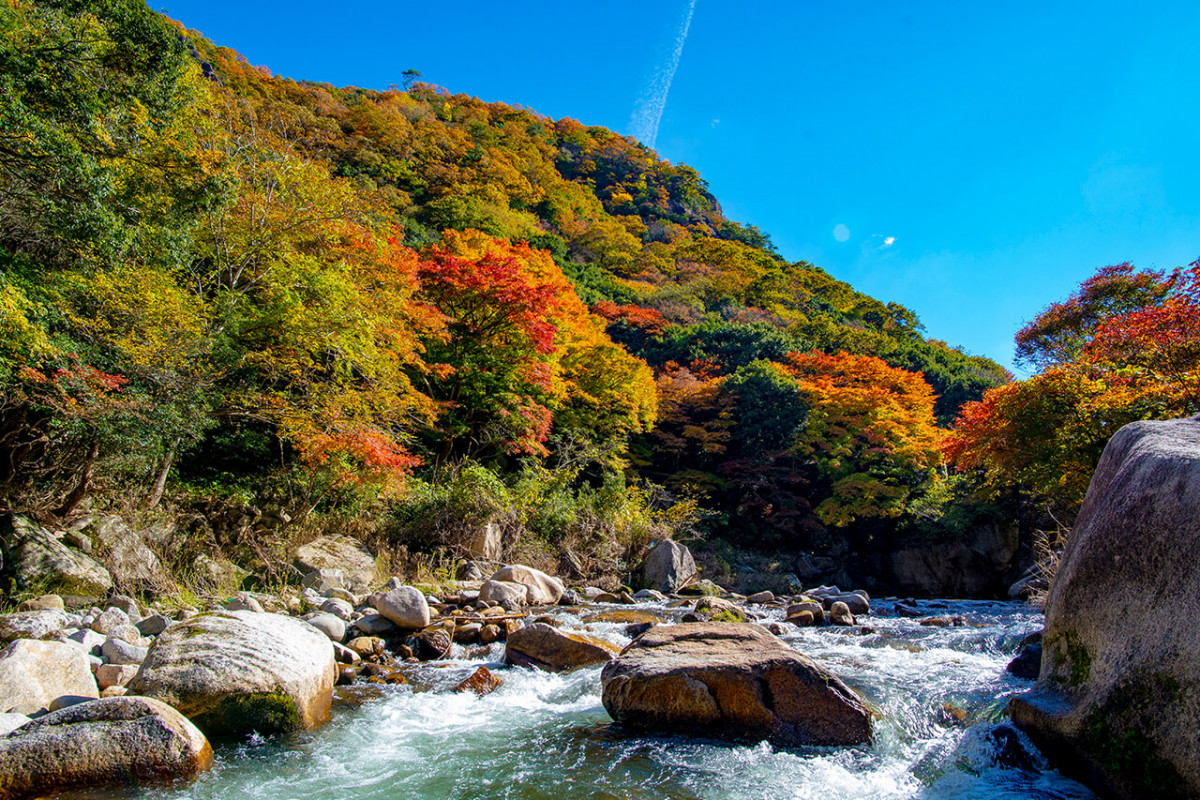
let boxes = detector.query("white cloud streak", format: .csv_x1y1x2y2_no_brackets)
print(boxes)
629,0,697,150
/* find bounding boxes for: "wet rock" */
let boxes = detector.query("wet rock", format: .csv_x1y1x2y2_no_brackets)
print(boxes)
601,623,873,746
454,666,502,696
987,723,1043,772
293,535,377,593
414,627,451,660
626,622,655,638
375,586,430,630
331,642,360,665
336,666,358,686
822,593,870,616
488,565,564,605
479,579,529,609
746,591,775,604
129,610,337,736
829,601,855,626
1006,632,1042,680
678,579,724,597
453,622,482,644
1009,417,1200,799
0,696,212,798
635,539,697,594
582,610,663,625
695,596,746,623
505,623,620,672
786,610,815,626
0,610,76,643
346,636,386,659
0,640,98,714
920,615,966,628
479,624,503,645
633,589,667,602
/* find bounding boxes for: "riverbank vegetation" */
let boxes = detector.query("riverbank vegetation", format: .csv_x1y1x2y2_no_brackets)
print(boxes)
1,0,1189,594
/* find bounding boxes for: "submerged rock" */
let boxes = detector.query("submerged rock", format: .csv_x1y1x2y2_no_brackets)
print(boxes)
454,666,502,696
129,609,337,736
601,622,872,746
505,623,620,672
0,696,212,798
1009,417,1200,800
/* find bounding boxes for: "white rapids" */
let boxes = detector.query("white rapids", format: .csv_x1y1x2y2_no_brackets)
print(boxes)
125,599,1094,800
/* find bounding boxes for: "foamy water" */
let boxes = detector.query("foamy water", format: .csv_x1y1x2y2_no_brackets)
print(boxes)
128,599,1095,800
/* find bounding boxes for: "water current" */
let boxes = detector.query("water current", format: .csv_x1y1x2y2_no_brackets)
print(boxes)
135,599,1095,800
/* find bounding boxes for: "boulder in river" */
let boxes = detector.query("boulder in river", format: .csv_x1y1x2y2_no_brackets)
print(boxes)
505,623,620,672
634,539,696,594
0,639,98,715
1009,416,1200,800
0,696,212,798
601,622,873,746
488,565,564,605
129,609,337,736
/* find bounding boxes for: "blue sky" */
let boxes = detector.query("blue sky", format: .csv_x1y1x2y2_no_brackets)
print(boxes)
162,0,1200,373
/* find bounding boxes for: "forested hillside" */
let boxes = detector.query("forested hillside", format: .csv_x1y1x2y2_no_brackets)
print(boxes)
0,0,1017,584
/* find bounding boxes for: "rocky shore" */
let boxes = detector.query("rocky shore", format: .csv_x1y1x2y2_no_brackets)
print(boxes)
0,534,902,798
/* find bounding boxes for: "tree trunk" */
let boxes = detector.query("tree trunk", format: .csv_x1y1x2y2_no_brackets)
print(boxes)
54,440,99,517
147,439,178,509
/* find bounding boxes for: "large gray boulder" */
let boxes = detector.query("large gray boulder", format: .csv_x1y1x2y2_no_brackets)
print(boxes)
0,514,112,596
129,610,337,736
0,696,212,798
1009,417,1200,800
478,579,529,609
374,586,430,629
505,623,620,672
0,609,76,643
489,565,564,605
635,539,696,594
601,622,872,746
293,535,377,592
0,639,98,715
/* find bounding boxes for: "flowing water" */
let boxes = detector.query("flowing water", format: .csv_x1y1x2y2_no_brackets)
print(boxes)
137,599,1093,800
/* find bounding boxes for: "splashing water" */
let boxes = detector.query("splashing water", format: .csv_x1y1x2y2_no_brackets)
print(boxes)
126,600,1093,800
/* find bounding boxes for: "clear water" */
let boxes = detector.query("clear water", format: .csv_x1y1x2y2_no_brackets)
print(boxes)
129,600,1097,799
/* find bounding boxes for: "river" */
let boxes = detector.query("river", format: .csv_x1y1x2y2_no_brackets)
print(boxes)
135,598,1093,800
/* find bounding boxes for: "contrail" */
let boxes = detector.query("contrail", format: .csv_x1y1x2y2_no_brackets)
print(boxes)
629,0,696,150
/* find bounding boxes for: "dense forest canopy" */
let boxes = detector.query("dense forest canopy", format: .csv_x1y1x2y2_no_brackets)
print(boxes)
25,0,1181,568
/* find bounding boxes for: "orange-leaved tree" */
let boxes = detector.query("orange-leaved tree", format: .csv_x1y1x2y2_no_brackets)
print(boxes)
784,351,943,526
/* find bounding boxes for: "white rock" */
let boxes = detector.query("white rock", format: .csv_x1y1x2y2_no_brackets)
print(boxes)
0,640,98,714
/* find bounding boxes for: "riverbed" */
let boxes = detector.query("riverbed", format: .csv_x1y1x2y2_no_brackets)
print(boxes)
140,599,1093,800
